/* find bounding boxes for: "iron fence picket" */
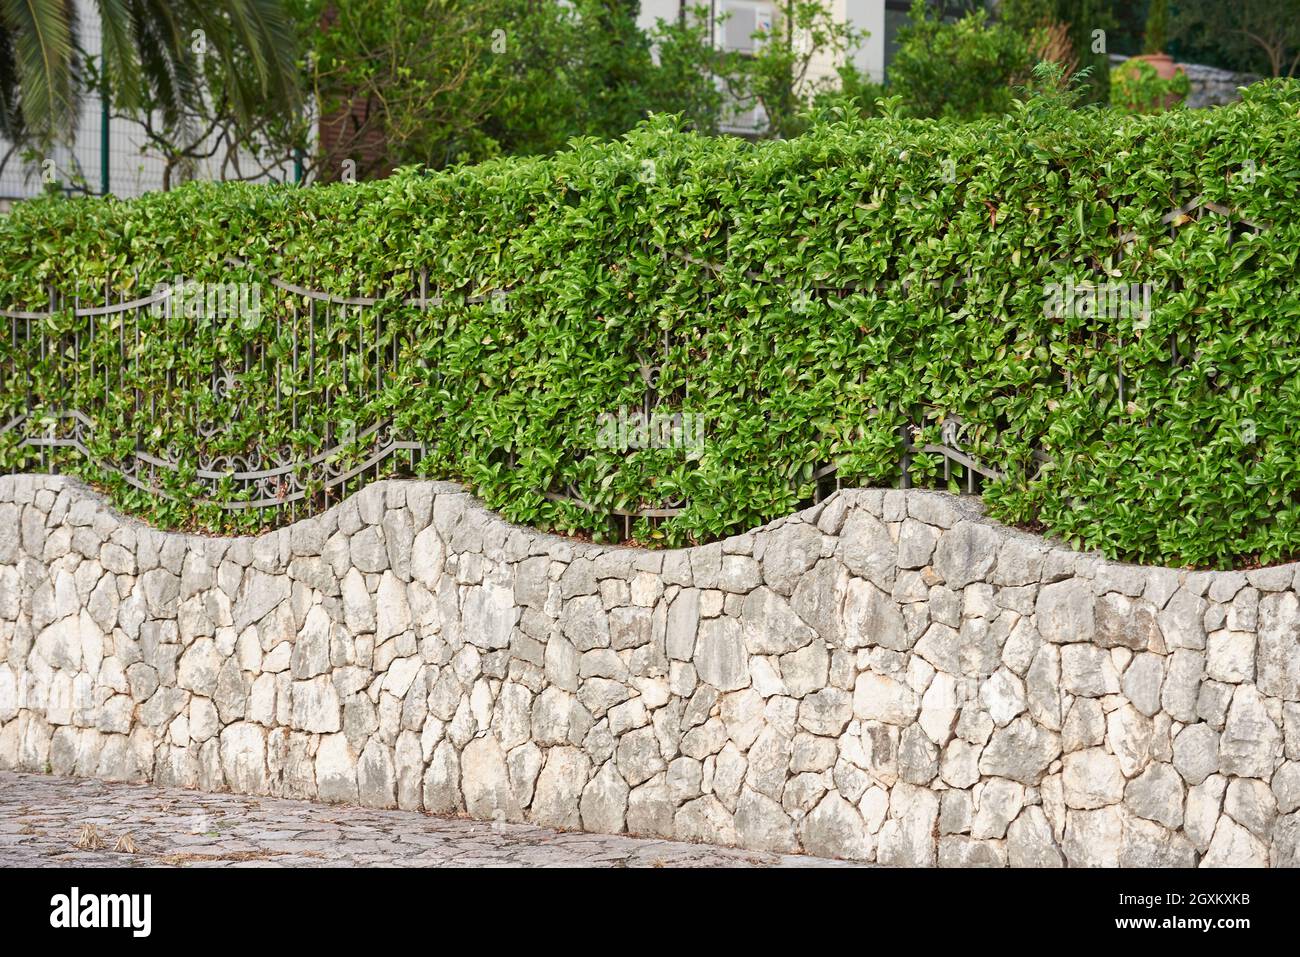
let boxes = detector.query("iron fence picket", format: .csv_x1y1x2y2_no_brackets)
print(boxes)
0,194,1249,533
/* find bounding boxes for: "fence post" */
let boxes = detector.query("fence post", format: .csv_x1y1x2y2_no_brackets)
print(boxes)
899,423,912,490
100,91,110,196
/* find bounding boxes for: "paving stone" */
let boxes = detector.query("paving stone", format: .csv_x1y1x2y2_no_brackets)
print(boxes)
0,770,853,868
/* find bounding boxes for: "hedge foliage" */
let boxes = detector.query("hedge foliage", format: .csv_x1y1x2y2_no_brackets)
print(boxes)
2,81,1300,567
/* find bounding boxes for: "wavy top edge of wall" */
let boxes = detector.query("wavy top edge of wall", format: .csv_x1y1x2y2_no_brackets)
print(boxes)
4,471,1299,594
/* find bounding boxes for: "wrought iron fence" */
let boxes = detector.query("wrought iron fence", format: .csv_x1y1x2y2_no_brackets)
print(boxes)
0,268,426,525
0,190,1261,535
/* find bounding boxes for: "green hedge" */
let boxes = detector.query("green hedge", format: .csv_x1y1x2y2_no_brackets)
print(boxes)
3,82,1300,567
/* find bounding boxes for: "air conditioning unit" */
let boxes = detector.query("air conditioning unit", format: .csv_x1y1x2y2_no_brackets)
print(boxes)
720,0,774,53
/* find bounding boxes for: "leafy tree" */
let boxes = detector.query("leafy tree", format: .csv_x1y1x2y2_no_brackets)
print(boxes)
889,0,1031,119
1104,0,1153,57
997,0,1077,85
717,0,864,139
1143,0,1168,54
812,61,886,121
1170,0,1300,78
1050,0,1113,102
642,5,725,135
997,0,1113,102
570,0,659,139
0,0,300,151
306,0,724,177
997,0,1055,33
308,0,526,176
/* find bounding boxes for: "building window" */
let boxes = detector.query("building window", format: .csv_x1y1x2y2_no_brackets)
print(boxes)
883,0,914,78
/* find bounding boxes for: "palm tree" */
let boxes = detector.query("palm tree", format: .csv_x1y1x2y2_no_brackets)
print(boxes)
0,0,300,149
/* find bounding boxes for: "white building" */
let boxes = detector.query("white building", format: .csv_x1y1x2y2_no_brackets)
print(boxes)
637,0,913,132
639,0,892,81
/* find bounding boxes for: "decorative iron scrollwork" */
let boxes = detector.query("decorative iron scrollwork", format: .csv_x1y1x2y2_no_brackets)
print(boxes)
1,194,1256,533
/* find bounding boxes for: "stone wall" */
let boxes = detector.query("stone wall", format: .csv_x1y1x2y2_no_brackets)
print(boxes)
1181,62,1261,110
1110,54,1261,110
1,473,1298,866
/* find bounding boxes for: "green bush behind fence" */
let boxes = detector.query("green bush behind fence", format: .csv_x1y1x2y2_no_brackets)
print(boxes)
2,82,1299,567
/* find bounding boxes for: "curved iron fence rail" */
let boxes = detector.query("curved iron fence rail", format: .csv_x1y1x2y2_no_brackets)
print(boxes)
0,191,1256,532
0,410,424,510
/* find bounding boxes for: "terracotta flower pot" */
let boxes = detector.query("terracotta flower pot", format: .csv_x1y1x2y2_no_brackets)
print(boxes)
1120,52,1188,110
1131,52,1181,81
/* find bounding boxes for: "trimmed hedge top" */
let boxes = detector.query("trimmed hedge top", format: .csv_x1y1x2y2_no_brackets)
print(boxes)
2,82,1300,567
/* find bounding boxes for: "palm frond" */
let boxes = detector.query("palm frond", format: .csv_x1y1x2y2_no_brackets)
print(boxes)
127,0,200,126
0,0,77,143
0,0,302,157
183,0,302,120
0,22,25,141
93,0,141,106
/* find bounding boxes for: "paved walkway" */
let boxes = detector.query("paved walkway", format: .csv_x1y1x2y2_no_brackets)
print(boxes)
0,771,854,868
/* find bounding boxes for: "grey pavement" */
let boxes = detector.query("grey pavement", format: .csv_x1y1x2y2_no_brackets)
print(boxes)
0,771,858,868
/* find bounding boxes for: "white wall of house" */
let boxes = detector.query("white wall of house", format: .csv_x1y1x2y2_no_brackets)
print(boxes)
637,0,683,32
845,0,887,82
638,0,888,81
637,0,890,133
